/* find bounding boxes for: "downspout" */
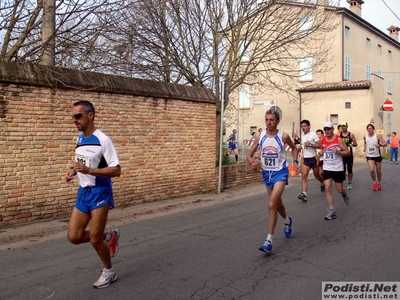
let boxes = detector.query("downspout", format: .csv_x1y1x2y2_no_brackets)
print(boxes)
299,92,302,126
341,14,345,80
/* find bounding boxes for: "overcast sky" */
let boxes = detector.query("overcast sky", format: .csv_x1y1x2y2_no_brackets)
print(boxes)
357,0,400,35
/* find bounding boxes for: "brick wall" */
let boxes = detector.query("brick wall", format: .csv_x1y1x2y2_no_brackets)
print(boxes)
219,162,264,190
0,61,220,227
0,62,267,228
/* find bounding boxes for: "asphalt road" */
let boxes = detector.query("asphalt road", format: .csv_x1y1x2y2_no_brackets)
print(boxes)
1,159,399,300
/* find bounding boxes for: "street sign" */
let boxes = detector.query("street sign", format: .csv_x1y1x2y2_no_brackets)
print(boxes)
383,99,393,111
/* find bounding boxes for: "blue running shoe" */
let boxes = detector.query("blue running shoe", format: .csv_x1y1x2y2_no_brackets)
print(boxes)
284,216,292,238
259,240,272,253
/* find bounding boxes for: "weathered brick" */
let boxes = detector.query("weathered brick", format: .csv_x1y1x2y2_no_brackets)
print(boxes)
0,61,231,227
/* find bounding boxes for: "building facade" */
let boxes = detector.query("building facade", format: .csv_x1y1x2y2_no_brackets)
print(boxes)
225,0,399,157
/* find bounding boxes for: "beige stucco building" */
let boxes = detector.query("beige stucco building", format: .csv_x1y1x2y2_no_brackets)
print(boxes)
225,0,399,157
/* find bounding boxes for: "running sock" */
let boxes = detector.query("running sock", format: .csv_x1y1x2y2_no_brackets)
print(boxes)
267,234,273,243
329,206,335,211
104,231,112,242
283,217,290,224
235,154,238,161
342,192,347,198
302,191,307,195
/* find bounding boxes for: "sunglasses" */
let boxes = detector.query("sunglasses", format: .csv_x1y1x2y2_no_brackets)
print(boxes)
266,109,280,119
71,113,86,120
323,127,333,131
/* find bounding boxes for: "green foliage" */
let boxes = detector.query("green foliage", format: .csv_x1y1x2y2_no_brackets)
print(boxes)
381,152,390,160
216,151,236,166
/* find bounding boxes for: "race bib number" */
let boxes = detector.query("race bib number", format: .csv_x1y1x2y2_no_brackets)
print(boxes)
324,150,335,161
367,146,376,155
262,152,279,170
75,153,90,167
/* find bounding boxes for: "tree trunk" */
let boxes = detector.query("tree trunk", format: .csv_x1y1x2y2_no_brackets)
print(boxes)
42,0,55,66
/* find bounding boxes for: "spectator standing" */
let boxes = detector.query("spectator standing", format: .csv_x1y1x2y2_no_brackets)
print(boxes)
387,132,399,164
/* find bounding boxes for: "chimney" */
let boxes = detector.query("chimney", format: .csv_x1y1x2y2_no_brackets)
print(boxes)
387,25,400,42
346,0,364,17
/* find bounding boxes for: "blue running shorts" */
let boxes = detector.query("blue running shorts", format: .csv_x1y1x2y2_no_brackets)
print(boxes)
262,168,289,189
75,185,115,214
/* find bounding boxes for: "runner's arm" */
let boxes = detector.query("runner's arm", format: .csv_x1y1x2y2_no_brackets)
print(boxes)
351,133,358,147
283,132,299,165
377,134,387,147
337,138,350,157
247,135,260,163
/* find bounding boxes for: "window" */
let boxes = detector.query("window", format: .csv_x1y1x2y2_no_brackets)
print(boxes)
377,70,382,77
344,56,351,80
300,16,312,34
378,44,382,55
388,50,392,60
366,38,371,49
345,102,351,109
345,26,350,38
239,86,251,109
299,57,313,81
240,40,251,62
388,74,393,94
366,65,371,80
330,114,338,125
250,126,257,135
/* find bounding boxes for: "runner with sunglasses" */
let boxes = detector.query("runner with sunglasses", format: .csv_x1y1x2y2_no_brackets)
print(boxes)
247,109,299,254
65,100,121,288
320,122,350,220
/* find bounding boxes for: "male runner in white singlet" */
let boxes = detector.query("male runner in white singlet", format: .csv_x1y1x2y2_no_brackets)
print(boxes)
247,109,299,254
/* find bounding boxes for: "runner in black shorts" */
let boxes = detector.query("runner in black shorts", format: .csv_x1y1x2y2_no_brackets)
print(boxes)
297,120,325,202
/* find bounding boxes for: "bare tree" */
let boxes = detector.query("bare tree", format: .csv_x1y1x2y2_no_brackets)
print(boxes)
115,0,339,152
0,0,128,66
0,0,340,154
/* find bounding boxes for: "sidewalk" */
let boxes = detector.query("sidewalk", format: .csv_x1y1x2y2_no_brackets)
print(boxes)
0,181,269,251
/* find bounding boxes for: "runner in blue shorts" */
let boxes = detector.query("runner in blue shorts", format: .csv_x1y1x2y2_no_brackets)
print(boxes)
228,129,239,164
247,109,299,254
65,100,121,289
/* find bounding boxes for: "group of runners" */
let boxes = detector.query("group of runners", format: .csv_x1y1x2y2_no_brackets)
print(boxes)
246,110,388,254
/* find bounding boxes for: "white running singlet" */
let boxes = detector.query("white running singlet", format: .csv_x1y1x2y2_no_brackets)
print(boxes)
365,133,380,157
75,129,120,188
259,130,287,171
302,131,320,158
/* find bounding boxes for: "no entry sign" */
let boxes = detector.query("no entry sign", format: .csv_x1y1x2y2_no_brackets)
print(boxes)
383,99,393,111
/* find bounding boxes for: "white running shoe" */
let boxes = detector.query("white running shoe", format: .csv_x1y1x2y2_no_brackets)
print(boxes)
93,268,118,289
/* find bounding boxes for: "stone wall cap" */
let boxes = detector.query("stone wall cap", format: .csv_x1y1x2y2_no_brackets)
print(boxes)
0,61,216,104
